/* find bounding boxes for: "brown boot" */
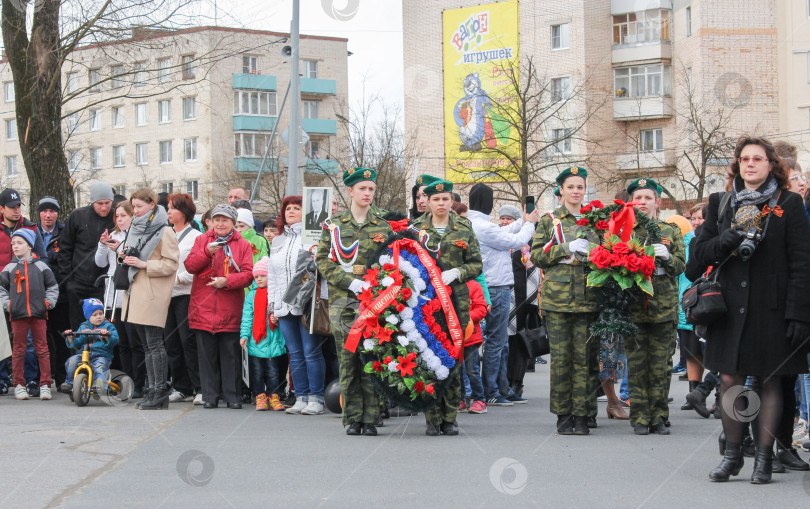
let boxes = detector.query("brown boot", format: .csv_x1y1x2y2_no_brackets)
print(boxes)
606,399,630,420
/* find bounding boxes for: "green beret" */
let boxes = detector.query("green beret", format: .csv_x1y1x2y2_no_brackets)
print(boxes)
415,174,441,187
343,167,377,187
626,177,662,196
556,166,588,186
553,187,561,197
424,179,453,196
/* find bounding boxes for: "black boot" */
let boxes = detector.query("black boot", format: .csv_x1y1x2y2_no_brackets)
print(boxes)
135,387,155,410
686,383,710,418
750,446,773,484
718,431,726,455
140,384,170,410
573,416,590,435
709,443,744,481
556,414,574,435
681,381,698,410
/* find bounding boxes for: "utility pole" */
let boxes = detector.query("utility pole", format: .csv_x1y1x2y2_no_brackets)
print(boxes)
286,0,302,196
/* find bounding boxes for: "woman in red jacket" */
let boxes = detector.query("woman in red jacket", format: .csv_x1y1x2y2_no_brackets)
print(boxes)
185,204,254,409
464,279,488,414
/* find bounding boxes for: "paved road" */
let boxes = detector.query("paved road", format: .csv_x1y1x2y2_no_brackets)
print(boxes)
2,363,810,508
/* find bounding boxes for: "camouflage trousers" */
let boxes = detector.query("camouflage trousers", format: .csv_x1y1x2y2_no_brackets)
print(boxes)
627,321,675,427
425,366,462,426
333,328,382,426
661,329,678,422
545,311,598,417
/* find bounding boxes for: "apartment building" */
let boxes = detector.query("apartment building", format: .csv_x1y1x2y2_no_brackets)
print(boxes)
0,26,348,214
404,0,790,211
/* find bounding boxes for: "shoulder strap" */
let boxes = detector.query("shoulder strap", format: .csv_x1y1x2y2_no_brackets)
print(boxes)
177,226,193,245
717,191,732,231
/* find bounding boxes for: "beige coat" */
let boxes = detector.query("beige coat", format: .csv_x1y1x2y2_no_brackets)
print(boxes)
122,227,179,327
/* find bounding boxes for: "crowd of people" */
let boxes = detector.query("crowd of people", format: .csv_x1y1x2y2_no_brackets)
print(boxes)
2,136,810,485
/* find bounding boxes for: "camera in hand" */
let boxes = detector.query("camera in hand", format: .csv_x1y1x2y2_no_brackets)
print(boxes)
737,226,760,262
118,245,140,263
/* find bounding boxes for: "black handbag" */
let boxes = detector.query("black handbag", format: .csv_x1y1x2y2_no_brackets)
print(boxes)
516,320,550,358
682,269,726,326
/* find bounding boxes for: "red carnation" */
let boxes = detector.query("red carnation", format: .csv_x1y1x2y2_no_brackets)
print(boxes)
595,220,609,230
590,200,604,209
576,218,589,226
384,356,392,364
383,263,395,272
612,242,630,255
426,384,435,394
395,303,405,312
623,254,642,273
401,287,413,300
589,246,613,270
640,255,656,278
414,381,425,393
372,361,383,372
580,204,593,214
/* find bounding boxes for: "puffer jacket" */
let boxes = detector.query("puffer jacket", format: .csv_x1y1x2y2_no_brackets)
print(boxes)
239,284,286,358
0,254,58,320
66,319,119,360
185,229,254,333
465,279,488,347
677,230,695,331
268,222,315,317
240,227,269,264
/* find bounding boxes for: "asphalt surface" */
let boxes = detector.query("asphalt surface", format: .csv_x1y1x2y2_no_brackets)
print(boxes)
2,360,810,509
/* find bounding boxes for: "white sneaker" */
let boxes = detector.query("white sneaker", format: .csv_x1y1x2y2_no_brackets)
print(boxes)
39,386,52,400
193,393,204,406
14,384,28,400
596,395,608,402
793,419,809,445
169,390,193,403
301,400,324,415
285,399,308,414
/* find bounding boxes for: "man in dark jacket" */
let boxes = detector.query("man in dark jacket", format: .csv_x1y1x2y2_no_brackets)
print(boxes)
0,188,46,394
57,182,115,329
37,196,71,385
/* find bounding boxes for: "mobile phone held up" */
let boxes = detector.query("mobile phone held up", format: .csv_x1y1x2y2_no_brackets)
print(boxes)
208,240,227,247
525,196,535,214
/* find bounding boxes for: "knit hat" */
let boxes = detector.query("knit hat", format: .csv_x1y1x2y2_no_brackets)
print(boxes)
498,205,521,220
89,182,114,203
211,204,237,223
469,183,494,215
253,256,270,276
38,196,60,212
82,298,104,319
236,208,254,227
11,229,36,248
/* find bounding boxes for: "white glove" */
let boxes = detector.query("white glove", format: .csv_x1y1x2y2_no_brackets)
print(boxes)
441,268,461,285
568,238,589,256
348,279,371,295
652,243,670,260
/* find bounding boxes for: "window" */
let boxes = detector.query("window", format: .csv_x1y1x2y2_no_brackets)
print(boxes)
159,140,172,164
74,187,82,208
303,100,319,119
686,67,693,93
161,182,174,194
641,128,663,152
6,156,16,177
4,82,14,103
136,143,148,166
158,58,171,83
158,100,171,123
182,54,195,79
303,60,318,79
184,138,197,162
612,9,670,45
134,61,147,87
66,112,79,134
614,64,672,98
242,56,257,74
114,184,126,197
5,119,15,140
185,180,198,200
91,148,102,170
136,103,147,126
233,90,277,116
89,109,101,131
89,69,101,92
551,77,570,103
66,72,79,93
68,150,80,172
310,140,320,158
551,23,569,50
110,65,124,89
113,145,125,167
112,106,124,128
551,128,572,155
182,97,196,120
234,132,272,157
686,7,692,37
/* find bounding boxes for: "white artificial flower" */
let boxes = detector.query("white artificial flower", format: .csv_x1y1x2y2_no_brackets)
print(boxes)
406,329,421,343
426,355,441,371
381,276,394,288
388,361,399,372
407,294,419,308
363,339,375,351
379,255,393,265
386,314,399,325
399,260,414,273
397,335,409,347
435,365,449,380
415,337,428,352
400,319,415,332
399,307,414,321
414,279,427,292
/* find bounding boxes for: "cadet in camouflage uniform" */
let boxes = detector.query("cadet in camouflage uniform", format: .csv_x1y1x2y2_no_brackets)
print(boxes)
530,167,600,435
626,178,686,435
412,179,483,436
316,167,394,436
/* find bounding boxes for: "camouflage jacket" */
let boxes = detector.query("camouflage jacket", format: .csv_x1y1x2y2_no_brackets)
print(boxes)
530,206,599,313
412,212,483,327
628,220,686,324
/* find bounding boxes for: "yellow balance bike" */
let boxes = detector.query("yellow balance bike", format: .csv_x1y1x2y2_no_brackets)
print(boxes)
63,330,133,407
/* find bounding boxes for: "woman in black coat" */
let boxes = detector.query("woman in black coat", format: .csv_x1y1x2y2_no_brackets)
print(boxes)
693,136,810,484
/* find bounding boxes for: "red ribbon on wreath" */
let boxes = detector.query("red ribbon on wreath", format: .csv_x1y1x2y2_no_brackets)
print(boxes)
608,200,641,242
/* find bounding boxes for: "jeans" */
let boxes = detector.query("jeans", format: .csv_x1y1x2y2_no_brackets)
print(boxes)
249,355,280,396
800,374,810,421
620,369,629,401
65,354,111,385
482,286,511,399
462,361,471,398
132,324,168,390
464,345,485,401
279,315,325,402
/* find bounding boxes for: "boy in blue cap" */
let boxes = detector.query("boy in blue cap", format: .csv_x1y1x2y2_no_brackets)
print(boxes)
61,299,119,394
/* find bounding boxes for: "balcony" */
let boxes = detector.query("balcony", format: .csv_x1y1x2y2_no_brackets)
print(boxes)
305,157,339,174
611,0,671,15
233,115,277,131
234,157,278,173
612,41,671,64
302,118,337,135
232,73,277,91
616,150,675,171
300,78,337,95
613,96,673,120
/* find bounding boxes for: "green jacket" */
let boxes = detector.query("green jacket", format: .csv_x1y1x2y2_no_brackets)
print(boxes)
628,220,686,324
530,206,599,313
239,285,286,359
411,212,483,328
240,227,269,264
